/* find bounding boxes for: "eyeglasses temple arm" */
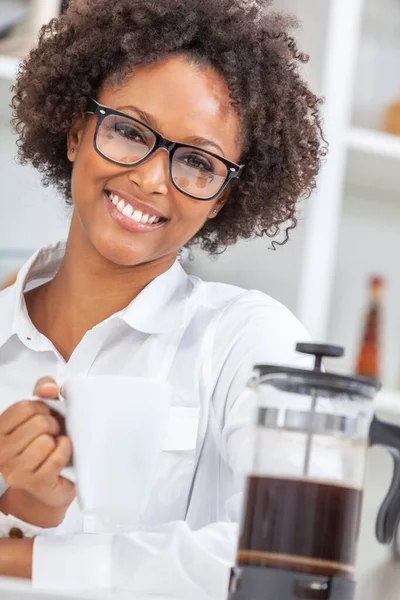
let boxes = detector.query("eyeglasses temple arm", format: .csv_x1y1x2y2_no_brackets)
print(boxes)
85,98,99,115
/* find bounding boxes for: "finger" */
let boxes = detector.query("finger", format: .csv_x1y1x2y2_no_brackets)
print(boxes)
49,409,67,437
0,401,50,436
7,437,75,504
30,440,76,505
33,377,59,399
9,434,57,476
35,436,73,479
4,414,60,459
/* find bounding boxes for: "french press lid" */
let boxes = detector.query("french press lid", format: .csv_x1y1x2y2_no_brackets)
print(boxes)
254,342,381,399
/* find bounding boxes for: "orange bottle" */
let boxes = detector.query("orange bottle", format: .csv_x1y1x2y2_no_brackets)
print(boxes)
355,277,383,381
384,99,400,136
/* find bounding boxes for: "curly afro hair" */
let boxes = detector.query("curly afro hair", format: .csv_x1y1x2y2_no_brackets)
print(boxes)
11,0,326,254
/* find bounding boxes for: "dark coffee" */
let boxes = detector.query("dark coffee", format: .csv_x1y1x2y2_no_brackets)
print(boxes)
237,475,363,578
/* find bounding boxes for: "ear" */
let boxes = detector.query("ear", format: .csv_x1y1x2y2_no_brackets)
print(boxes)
67,115,87,163
208,193,229,219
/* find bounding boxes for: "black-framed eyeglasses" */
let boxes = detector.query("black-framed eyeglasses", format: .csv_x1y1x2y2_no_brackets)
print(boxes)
85,98,244,201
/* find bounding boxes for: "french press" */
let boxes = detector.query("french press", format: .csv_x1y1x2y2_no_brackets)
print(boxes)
229,343,400,600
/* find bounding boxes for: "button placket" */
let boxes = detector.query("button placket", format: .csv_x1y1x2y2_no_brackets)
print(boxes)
66,325,113,379
56,362,68,398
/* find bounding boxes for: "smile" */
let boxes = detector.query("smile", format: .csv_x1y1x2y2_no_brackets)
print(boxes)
106,191,165,224
104,191,168,233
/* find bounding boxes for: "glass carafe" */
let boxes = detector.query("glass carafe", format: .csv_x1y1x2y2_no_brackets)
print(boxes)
229,343,400,600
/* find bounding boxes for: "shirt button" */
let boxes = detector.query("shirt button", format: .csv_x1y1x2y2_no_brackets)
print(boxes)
9,527,24,539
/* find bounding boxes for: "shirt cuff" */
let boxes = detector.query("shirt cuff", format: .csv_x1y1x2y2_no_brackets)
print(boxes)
0,512,43,539
32,535,113,590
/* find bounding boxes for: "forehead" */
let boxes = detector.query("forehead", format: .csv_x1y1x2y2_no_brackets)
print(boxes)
99,55,241,155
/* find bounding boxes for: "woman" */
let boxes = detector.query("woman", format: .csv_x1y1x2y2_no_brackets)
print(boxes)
0,0,324,595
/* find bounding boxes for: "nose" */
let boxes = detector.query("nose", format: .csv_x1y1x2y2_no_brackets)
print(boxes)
128,148,169,196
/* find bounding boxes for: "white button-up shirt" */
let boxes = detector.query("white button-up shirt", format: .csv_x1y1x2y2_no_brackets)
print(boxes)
0,244,310,598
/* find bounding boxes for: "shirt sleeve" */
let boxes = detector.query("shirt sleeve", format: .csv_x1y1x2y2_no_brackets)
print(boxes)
0,502,82,539
0,513,44,539
32,293,312,595
33,521,238,596
210,291,314,474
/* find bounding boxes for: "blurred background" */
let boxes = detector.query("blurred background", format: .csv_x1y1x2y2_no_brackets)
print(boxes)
0,1,399,597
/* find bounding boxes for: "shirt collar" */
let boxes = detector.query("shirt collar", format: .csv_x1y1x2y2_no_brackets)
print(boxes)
0,242,193,348
120,259,194,334
0,243,65,349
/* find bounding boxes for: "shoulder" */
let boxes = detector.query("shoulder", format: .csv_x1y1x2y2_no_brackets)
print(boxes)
191,276,306,335
190,277,309,365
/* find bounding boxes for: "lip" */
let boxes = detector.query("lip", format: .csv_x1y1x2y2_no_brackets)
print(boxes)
106,188,168,220
104,192,167,234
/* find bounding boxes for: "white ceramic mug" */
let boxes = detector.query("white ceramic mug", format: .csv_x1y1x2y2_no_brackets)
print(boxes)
45,375,173,531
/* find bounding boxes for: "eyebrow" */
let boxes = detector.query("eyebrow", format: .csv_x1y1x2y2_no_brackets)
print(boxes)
184,136,225,157
118,105,226,157
119,105,159,130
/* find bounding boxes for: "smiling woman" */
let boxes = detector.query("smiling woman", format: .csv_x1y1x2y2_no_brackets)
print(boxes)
0,0,323,596
12,0,325,256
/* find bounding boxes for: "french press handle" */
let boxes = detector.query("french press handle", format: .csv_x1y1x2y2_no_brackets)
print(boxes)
370,417,400,544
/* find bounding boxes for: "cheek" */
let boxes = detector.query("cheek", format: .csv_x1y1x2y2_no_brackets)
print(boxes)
171,191,213,225
163,192,216,248
71,146,97,198
71,145,119,203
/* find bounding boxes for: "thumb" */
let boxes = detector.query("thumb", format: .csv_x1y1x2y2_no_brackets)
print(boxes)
33,377,59,399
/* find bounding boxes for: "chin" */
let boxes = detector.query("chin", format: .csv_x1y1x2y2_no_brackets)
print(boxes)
93,230,178,268
88,232,150,267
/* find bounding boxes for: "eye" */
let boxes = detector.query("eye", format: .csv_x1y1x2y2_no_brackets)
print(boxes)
115,122,147,144
180,153,215,173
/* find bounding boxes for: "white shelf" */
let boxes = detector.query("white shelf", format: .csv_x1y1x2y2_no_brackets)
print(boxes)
0,55,20,81
346,128,400,194
348,128,400,160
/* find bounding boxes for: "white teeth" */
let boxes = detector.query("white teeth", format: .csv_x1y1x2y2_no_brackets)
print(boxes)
131,210,142,223
109,193,164,224
122,204,133,218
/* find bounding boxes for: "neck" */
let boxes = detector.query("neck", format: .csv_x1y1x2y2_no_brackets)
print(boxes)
26,213,177,360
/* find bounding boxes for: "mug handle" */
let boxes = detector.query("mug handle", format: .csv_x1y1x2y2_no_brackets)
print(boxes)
369,416,400,544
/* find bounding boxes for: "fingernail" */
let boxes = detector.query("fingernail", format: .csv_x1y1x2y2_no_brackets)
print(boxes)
38,382,58,391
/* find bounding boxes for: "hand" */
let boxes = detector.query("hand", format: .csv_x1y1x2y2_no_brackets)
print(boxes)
0,377,76,527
